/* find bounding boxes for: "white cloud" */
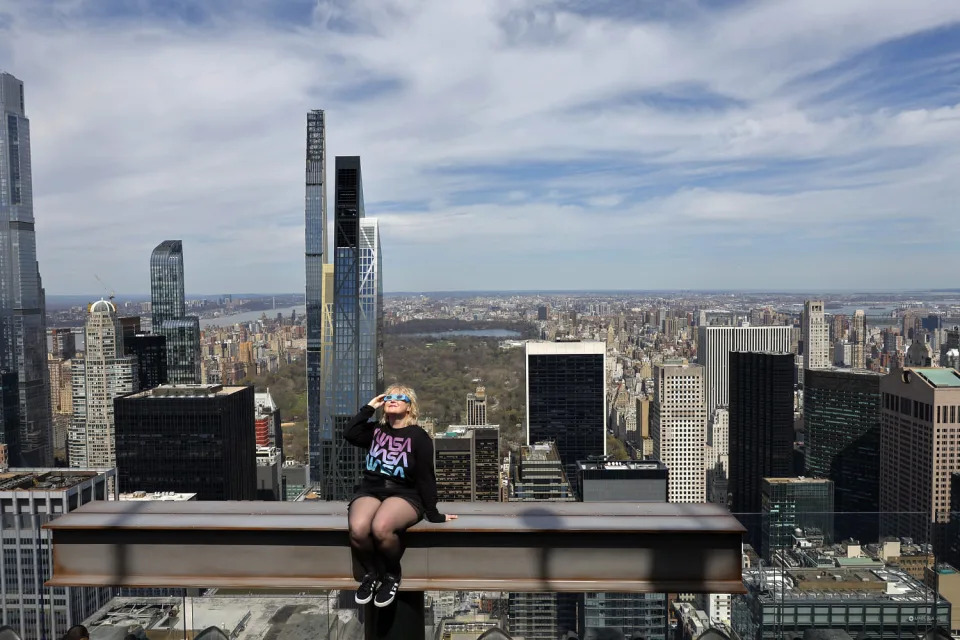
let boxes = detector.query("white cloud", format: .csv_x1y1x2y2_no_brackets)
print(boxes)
1,0,959,293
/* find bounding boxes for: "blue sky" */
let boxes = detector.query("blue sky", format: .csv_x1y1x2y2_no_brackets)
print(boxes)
2,0,960,294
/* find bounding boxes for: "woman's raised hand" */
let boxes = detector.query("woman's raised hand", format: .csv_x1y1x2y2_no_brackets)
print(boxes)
367,394,387,409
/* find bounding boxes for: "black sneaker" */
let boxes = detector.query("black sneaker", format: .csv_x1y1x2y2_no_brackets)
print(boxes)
373,573,400,607
354,573,379,605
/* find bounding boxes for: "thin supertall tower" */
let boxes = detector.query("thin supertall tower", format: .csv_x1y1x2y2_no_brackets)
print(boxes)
305,110,327,484
0,72,51,465
319,157,383,500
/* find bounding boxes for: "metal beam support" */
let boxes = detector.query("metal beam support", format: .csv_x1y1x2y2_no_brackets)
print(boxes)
45,501,746,594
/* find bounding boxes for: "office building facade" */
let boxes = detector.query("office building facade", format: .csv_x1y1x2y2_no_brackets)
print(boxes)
879,367,960,543
0,372,19,466
49,328,76,360
150,241,200,384
760,477,834,561
651,361,706,503
697,326,794,420
68,300,138,468
576,460,669,639
0,468,116,640
435,426,500,502
804,368,882,540
466,386,487,425
802,299,829,374
318,158,383,500
526,341,605,496
124,333,167,390
706,407,729,505
305,110,327,486
728,352,794,515
508,442,576,502
0,73,51,466
115,384,256,500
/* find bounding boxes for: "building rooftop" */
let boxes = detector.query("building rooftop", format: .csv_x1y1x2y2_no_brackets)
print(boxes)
578,459,667,471
521,442,561,462
763,476,834,485
0,469,103,492
745,566,937,604
119,491,197,501
127,384,249,399
83,595,362,640
912,367,960,388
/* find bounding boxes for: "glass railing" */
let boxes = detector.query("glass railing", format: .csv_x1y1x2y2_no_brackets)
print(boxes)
22,510,960,640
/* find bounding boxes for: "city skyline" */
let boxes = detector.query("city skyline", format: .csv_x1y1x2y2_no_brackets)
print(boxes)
1,2,960,294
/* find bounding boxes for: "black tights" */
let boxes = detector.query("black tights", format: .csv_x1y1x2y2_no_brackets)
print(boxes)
348,496,420,578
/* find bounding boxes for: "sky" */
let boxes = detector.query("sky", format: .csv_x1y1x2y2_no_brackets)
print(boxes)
2,0,960,294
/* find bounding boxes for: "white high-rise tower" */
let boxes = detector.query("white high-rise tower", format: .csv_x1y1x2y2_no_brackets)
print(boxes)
651,361,706,503
68,300,138,467
803,300,829,374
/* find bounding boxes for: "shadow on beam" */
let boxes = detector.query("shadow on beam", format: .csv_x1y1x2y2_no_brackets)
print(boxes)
45,501,745,593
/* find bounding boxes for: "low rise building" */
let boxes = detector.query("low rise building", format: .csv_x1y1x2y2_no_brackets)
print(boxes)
732,565,951,639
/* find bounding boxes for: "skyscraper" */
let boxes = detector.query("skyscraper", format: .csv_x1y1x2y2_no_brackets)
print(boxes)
651,360,706,503
124,333,168,390
318,158,383,501
115,384,256,500
761,477,834,561
576,459,669,640
305,110,327,486
434,426,500,502
68,300,138,468
804,367,882,540
802,300,829,375
0,73,52,465
728,352,794,515
526,341,606,496
879,367,960,544
150,240,185,329
851,309,867,369
697,326,794,420
466,386,488,425
0,468,116,640
150,241,200,384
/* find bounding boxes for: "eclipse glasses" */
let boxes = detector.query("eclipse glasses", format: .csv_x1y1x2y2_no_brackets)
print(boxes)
383,394,411,403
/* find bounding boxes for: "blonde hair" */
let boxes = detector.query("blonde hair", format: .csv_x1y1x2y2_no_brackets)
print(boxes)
380,384,419,427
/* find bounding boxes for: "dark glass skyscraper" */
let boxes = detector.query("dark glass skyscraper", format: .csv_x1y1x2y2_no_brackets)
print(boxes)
150,240,185,328
318,157,383,500
728,351,794,516
761,477,834,560
804,368,882,541
0,73,51,465
115,384,256,500
150,240,200,384
526,341,606,496
305,110,327,485
124,334,168,390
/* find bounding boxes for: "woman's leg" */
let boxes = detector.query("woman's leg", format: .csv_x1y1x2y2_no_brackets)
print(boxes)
370,497,420,577
348,496,382,577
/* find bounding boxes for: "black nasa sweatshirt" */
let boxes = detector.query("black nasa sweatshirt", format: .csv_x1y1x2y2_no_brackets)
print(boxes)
344,404,446,523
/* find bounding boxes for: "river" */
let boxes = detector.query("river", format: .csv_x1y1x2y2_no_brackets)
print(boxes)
200,305,306,329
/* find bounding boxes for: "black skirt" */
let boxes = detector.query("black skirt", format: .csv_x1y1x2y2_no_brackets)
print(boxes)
348,476,425,521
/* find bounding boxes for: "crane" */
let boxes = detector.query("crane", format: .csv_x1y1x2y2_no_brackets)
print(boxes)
94,274,115,302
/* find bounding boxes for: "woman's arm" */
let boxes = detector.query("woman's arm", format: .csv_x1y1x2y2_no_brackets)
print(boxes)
343,404,377,447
